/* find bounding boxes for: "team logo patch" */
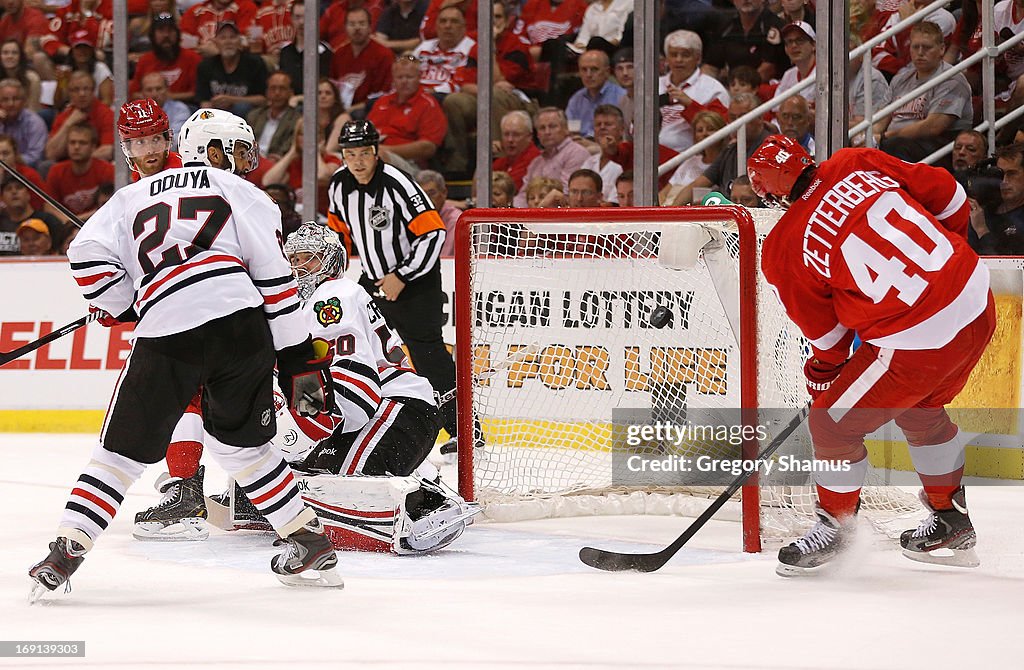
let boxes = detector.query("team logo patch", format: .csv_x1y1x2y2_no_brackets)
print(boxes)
261,408,272,426
369,205,391,231
314,297,342,326
199,110,216,120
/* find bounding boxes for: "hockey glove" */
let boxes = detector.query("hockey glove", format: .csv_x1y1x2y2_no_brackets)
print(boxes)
89,305,119,328
277,337,335,417
804,358,845,401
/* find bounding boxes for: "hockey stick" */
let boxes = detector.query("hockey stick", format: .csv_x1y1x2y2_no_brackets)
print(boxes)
0,157,86,229
437,342,543,454
578,404,811,572
0,311,101,368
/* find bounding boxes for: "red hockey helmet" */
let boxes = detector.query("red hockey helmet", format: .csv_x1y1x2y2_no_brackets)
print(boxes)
746,134,815,207
118,98,171,173
118,98,169,140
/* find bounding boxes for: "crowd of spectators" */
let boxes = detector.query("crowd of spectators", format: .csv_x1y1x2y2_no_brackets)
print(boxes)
1,0,1024,257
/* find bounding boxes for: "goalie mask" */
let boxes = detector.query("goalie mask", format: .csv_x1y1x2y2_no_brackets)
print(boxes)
284,221,348,300
118,98,171,174
178,108,259,175
746,134,815,208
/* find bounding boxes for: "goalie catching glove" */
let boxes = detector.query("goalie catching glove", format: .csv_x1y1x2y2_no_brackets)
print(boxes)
277,337,335,417
804,358,844,401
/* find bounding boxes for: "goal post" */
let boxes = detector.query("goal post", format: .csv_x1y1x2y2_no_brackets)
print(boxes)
454,206,916,552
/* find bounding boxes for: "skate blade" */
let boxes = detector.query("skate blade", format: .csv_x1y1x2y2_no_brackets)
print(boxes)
775,561,837,578
902,547,980,568
28,578,60,605
132,518,210,542
275,567,345,589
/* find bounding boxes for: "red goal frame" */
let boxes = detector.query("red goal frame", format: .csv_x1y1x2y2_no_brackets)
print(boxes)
454,207,768,552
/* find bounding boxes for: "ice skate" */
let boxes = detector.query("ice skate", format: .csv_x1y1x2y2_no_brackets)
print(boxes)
401,476,480,552
133,465,209,541
271,517,344,588
776,506,856,577
900,487,979,568
28,537,87,604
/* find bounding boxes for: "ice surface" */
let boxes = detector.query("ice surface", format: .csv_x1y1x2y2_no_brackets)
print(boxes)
1,434,1021,669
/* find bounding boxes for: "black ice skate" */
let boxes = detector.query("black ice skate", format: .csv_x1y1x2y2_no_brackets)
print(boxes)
900,487,979,568
28,537,87,604
271,517,344,588
133,465,209,541
776,506,856,577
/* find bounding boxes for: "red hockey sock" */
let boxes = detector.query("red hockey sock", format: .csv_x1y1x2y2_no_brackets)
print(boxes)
166,441,203,479
816,485,861,520
923,485,958,511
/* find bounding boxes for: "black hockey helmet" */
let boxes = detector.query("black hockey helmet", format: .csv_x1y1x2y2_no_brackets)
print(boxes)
338,120,380,149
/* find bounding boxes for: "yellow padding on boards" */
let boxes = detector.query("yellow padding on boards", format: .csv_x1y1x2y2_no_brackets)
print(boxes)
866,441,1024,480
0,410,104,433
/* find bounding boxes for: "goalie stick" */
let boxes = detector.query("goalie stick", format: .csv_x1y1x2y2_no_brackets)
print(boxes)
0,157,85,229
0,311,101,367
578,404,810,572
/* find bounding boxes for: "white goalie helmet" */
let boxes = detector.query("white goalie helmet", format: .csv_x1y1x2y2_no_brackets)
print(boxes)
283,221,348,300
178,108,259,175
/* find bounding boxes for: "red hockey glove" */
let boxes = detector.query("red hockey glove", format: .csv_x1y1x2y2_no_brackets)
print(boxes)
276,337,335,417
804,358,845,401
89,305,119,328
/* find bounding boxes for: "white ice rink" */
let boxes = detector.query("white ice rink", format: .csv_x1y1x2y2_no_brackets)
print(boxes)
1,433,1021,670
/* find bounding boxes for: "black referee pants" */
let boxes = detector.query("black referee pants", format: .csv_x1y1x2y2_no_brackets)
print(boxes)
359,267,459,436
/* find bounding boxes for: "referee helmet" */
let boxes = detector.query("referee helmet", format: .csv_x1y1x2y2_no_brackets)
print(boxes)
338,120,380,151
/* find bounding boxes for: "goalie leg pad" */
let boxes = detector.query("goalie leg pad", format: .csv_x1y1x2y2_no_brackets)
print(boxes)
293,473,476,554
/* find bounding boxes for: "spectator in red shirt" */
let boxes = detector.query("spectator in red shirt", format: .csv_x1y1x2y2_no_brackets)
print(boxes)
130,13,202,103
440,2,530,175
329,7,394,113
180,0,258,58
46,71,115,163
39,0,113,66
320,0,387,52
367,55,448,170
0,0,52,78
492,109,541,191
44,123,114,217
252,0,294,65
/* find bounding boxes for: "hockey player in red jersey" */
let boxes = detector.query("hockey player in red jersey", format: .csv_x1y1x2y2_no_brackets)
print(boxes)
118,98,184,180
29,109,343,600
747,135,995,576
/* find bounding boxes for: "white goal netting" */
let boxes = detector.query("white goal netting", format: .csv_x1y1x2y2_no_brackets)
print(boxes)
456,208,919,546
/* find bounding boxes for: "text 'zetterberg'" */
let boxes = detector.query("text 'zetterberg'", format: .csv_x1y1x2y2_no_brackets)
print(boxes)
801,170,900,278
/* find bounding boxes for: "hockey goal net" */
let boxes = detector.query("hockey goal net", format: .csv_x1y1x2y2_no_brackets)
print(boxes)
454,207,918,551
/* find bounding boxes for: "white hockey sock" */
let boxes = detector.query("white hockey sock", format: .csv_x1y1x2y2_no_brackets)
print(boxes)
58,442,148,550
203,434,311,536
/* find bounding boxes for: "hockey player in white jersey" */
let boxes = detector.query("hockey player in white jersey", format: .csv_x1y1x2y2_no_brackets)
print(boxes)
214,221,478,553
29,110,344,600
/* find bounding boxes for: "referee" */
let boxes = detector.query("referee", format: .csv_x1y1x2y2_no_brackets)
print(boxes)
326,120,462,441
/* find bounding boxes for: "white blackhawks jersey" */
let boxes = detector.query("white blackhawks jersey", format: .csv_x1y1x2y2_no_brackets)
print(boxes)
68,166,308,350
289,276,436,441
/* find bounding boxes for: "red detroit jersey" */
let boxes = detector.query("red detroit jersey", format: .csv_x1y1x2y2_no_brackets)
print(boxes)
761,148,988,365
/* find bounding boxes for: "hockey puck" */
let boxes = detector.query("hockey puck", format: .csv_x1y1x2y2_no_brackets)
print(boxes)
649,306,672,329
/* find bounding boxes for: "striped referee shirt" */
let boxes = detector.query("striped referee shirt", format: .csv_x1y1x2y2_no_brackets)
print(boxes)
326,160,446,283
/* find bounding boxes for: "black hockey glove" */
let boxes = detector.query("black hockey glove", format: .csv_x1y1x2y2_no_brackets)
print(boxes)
276,337,335,417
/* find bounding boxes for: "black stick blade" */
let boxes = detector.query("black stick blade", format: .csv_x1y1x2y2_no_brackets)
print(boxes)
578,546,667,573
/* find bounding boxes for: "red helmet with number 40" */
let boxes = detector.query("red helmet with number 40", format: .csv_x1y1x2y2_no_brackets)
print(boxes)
118,99,171,173
746,134,815,208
